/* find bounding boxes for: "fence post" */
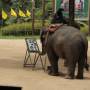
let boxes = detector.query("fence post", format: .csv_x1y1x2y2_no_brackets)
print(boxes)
32,0,35,35
88,0,90,35
69,0,75,26
42,0,45,28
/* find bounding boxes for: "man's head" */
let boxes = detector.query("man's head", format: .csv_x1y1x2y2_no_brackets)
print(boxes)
56,8,64,16
51,8,65,24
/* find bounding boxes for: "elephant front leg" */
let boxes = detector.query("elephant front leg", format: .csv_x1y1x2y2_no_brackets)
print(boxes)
47,50,59,76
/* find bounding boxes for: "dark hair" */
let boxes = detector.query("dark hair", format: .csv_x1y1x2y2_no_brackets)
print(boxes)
51,8,67,24
56,8,64,16
51,8,80,29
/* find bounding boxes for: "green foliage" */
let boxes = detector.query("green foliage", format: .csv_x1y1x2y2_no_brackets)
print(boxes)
2,0,32,26
2,0,52,26
45,2,52,17
2,0,11,3
35,9,42,19
79,21,89,35
35,0,42,8
45,2,52,11
0,21,42,36
0,20,50,36
1,0,52,36
4,16,17,25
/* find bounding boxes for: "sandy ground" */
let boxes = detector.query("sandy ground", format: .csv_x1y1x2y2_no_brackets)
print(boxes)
0,39,90,90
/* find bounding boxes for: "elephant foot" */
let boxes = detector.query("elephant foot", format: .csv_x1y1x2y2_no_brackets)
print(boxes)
47,66,59,76
48,71,59,76
76,75,84,79
65,75,74,79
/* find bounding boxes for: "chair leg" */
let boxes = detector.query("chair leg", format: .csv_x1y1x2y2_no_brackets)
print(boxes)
29,53,33,65
24,50,28,64
33,53,37,65
24,51,34,67
33,54,40,68
24,54,30,67
24,51,29,66
39,55,45,71
43,55,47,72
33,54,47,71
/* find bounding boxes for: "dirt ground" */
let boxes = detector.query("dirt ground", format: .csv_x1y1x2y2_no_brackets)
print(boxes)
0,39,90,90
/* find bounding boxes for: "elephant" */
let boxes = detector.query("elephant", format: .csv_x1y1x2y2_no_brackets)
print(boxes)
40,25,89,79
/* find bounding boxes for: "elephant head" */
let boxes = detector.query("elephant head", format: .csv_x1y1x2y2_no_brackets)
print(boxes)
40,24,63,55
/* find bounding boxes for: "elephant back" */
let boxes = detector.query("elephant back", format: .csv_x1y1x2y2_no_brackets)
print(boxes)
50,25,87,48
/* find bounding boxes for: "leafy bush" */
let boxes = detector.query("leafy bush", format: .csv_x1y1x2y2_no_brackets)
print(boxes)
4,16,17,25
45,2,52,11
0,21,43,36
79,21,89,35
35,9,42,19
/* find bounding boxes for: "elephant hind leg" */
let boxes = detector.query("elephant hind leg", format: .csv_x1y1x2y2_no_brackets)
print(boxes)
76,42,86,79
47,49,59,76
65,59,77,79
76,56,85,79
65,51,77,79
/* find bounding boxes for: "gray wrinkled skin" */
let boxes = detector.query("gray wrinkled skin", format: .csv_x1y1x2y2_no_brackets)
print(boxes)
41,25,89,79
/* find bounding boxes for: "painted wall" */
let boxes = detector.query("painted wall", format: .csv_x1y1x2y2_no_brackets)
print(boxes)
56,0,88,18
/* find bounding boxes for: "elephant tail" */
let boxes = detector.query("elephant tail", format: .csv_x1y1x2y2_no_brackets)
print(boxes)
85,60,89,71
85,43,89,71
80,40,89,71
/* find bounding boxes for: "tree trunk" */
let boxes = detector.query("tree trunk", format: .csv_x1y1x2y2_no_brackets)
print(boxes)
32,0,35,35
52,0,55,14
42,0,45,27
89,0,90,34
69,0,75,26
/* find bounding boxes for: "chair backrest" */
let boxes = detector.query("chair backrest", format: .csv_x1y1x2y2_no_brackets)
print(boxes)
25,38,40,53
